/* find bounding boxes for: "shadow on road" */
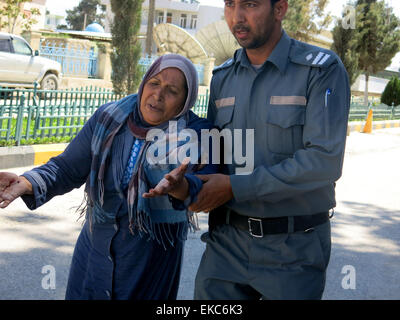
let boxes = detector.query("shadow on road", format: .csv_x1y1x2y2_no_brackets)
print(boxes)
0,209,82,300
324,201,400,299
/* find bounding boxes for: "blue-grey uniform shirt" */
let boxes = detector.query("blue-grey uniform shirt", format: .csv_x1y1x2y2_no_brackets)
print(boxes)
208,30,350,218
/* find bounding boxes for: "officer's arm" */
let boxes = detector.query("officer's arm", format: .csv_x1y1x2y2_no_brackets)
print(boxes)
230,63,350,203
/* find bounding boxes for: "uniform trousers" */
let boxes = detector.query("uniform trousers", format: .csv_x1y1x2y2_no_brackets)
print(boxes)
194,220,331,300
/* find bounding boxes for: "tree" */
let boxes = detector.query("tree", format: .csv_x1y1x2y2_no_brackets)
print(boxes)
283,0,331,42
145,0,155,56
0,0,40,34
65,0,105,31
355,0,400,105
381,77,400,106
331,9,360,86
110,0,144,95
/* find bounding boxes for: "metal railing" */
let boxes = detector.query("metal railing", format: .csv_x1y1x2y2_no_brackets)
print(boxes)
2,86,399,146
348,103,400,121
0,85,123,145
40,41,98,78
0,86,209,145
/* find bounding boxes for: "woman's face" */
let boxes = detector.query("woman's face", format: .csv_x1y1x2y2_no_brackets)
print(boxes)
140,68,187,126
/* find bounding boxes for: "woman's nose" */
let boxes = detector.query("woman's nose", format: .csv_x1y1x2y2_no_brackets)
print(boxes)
152,87,163,101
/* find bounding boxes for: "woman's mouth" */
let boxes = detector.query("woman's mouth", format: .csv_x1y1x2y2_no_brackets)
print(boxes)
147,103,162,112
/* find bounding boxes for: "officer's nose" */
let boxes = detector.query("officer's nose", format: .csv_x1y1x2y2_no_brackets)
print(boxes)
232,5,246,25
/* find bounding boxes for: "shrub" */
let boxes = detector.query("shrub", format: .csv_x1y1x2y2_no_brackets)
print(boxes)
381,76,400,106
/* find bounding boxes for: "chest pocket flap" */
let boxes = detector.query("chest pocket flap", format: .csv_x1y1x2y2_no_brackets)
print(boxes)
266,104,305,128
265,105,306,155
214,97,235,129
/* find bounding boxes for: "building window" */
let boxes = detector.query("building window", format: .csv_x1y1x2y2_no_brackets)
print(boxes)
180,14,187,28
167,12,172,23
190,15,197,29
157,12,164,24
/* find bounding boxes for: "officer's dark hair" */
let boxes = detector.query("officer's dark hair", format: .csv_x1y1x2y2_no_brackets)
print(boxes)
271,0,280,6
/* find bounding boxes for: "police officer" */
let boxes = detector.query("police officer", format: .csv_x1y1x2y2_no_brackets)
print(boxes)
189,0,350,299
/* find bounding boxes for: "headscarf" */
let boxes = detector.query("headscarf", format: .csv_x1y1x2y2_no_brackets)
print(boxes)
138,53,199,121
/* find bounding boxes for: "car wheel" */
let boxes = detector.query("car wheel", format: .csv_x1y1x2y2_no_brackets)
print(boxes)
40,74,58,91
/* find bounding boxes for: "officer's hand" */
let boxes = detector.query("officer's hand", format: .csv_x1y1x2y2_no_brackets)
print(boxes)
143,158,190,201
188,174,233,213
0,172,33,209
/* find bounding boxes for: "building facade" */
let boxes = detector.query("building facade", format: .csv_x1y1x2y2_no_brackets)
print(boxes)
101,0,224,39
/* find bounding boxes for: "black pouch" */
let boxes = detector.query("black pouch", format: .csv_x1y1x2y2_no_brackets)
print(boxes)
208,206,227,233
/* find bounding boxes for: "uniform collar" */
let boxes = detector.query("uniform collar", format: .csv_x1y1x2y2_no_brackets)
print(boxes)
235,30,291,74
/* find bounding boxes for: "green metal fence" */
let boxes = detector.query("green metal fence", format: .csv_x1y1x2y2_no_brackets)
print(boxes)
0,86,209,146
1,85,399,146
348,103,400,121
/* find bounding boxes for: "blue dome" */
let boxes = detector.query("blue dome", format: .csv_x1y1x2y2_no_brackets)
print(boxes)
85,23,105,33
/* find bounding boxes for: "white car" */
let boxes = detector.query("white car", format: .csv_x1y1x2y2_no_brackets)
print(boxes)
0,32,62,90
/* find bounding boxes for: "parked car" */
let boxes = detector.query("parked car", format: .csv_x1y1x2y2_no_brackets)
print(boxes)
0,32,62,90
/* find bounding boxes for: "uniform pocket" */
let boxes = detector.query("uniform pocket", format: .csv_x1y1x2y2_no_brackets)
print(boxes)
214,104,234,129
265,105,305,155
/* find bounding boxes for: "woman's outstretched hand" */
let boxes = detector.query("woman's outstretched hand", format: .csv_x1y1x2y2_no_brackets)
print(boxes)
0,173,33,208
143,158,190,201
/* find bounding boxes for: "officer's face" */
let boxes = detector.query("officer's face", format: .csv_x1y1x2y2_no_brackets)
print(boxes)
140,68,187,126
224,0,278,49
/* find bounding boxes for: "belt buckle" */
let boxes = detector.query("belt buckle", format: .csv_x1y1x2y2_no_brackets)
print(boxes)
248,218,264,238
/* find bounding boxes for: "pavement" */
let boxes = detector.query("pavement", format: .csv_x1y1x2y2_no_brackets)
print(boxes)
0,127,399,300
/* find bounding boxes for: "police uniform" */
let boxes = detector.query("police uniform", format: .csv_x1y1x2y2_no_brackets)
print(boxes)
194,30,350,300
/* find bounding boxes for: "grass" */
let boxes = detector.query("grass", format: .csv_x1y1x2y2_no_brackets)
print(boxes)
0,116,87,146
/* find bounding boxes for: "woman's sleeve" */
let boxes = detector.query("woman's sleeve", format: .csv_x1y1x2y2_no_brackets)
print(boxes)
169,113,220,210
20,103,111,210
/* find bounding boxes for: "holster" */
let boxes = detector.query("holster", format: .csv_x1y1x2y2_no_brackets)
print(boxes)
208,206,228,233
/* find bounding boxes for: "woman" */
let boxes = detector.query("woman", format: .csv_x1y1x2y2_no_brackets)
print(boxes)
0,54,217,300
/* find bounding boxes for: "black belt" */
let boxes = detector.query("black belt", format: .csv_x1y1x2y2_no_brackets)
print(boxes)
209,208,330,237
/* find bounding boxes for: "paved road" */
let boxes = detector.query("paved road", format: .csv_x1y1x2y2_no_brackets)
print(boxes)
0,128,399,300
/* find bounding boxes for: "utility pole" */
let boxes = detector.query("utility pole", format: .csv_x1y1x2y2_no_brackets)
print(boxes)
145,0,156,57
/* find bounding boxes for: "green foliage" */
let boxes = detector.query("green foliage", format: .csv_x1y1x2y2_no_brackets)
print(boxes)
0,136,72,147
381,77,400,106
331,9,360,86
283,0,331,42
65,0,106,31
110,0,144,95
356,0,400,77
331,0,400,104
0,0,41,33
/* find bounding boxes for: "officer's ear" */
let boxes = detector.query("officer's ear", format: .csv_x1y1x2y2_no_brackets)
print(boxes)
273,0,288,22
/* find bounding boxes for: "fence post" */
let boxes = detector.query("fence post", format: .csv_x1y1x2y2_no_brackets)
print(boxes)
391,102,395,120
15,94,25,146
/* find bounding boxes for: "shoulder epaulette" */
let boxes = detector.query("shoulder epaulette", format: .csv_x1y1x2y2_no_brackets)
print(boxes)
289,41,338,69
212,58,235,74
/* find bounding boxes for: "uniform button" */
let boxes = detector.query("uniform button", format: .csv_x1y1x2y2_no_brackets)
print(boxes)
108,255,113,262
105,290,111,298
114,224,118,231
